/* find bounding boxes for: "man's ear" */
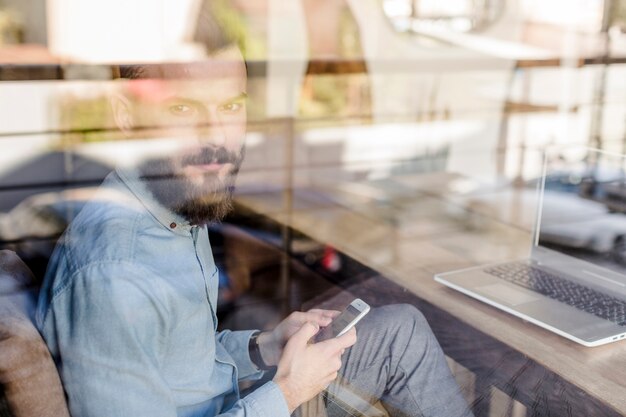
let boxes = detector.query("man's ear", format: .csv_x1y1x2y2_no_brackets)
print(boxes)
110,94,134,136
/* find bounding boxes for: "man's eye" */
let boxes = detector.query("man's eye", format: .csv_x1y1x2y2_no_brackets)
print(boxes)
219,102,244,114
169,104,197,116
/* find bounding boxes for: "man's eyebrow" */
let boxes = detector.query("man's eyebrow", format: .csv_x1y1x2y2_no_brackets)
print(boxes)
163,92,248,104
227,92,248,102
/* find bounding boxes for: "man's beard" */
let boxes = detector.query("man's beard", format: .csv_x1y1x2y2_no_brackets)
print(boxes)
140,146,244,226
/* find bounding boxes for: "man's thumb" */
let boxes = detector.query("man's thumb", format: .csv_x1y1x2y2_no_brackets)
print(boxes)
290,322,319,346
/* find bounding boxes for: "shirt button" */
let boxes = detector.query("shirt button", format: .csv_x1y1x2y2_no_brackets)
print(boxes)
170,222,177,229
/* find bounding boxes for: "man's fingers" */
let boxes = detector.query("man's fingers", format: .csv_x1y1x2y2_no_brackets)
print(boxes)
308,308,341,316
287,311,306,323
302,310,334,327
317,327,357,353
333,328,357,350
286,310,330,328
326,371,339,384
308,309,341,319
289,322,320,347
326,310,341,318
291,309,341,330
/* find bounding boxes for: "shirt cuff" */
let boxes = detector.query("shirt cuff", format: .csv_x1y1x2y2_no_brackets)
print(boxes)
217,329,263,380
243,381,291,417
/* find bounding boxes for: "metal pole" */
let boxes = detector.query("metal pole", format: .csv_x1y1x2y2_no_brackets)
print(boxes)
280,116,295,315
588,0,614,150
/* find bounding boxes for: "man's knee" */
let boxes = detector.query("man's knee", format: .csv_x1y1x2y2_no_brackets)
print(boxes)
374,304,428,329
360,304,433,346
356,304,437,368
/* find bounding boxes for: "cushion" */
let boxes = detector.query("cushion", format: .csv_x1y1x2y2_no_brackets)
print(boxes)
0,250,69,417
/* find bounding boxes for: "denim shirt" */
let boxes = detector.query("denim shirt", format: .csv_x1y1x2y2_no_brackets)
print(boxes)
36,170,290,417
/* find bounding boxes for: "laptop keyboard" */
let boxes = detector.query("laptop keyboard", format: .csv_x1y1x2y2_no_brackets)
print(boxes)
485,263,626,327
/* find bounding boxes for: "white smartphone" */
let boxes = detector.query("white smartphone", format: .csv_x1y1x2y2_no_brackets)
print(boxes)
316,298,371,342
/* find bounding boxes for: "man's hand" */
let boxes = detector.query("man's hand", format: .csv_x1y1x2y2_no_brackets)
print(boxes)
273,322,357,413
257,309,339,366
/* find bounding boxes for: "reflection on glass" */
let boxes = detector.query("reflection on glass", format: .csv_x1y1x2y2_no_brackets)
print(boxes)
539,149,626,277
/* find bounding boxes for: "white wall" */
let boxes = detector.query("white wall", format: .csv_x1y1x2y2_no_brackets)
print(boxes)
46,0,203,63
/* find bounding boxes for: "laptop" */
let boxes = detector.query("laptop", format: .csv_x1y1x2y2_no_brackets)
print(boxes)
435,148,626,347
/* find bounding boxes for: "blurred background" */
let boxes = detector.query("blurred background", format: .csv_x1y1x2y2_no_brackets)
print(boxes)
2,1,626,416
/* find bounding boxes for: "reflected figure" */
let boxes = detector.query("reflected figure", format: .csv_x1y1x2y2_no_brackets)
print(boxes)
34,7,472,417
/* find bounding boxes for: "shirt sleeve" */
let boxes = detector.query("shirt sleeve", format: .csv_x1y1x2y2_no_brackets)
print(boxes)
39,262,291,417
40,262,178,417
216,329,264,380
218,381,291,417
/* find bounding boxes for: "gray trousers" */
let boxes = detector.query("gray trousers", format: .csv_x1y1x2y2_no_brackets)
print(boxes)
298,304,474,417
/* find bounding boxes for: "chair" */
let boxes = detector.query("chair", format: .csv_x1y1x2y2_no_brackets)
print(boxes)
0,250,69,417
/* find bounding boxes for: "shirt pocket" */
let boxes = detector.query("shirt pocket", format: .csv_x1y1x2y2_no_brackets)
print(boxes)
164,307,216,391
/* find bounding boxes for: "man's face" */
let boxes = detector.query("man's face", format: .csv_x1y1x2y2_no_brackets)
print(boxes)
118,47,247,224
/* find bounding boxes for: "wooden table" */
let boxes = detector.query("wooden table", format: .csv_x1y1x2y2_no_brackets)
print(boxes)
234,171,626,417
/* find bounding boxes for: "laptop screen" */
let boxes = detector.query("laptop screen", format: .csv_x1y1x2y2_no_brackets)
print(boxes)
537,148,626,277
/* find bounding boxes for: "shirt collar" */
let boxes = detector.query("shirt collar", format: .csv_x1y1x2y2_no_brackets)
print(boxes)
115,167,194,236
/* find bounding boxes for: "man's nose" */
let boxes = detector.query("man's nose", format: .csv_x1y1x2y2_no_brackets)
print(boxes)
197,106,227,147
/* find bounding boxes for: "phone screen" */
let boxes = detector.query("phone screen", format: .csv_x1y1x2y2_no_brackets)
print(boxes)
316,305,362,342
331,305,361,335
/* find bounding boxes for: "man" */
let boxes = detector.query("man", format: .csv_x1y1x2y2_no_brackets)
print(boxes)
35,11,473,417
